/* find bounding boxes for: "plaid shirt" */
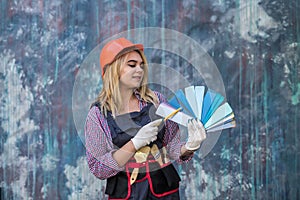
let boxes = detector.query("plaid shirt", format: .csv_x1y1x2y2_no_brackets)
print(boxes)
85,91,188,180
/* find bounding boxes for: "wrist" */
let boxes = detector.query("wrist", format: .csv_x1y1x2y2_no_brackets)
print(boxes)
184,144,200,151
184,139,203,151
181,145,195,152
130,138,139,151
180,146,195,161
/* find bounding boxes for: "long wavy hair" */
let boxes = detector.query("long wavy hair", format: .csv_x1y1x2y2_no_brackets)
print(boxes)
94,48,159,117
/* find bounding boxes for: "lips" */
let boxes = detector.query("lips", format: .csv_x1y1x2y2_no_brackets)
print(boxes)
133,76,142,81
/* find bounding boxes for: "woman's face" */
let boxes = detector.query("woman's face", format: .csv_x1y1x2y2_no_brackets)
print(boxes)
119,51,145,91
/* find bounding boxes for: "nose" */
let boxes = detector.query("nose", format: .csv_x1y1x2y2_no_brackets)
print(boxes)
136,64,144,73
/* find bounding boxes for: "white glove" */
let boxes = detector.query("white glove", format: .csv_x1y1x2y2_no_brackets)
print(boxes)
131,119,162,150
185,119,207,151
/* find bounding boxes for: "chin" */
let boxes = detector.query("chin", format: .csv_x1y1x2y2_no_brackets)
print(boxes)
132,83,142,89
133,84,141,89
133,81,142,87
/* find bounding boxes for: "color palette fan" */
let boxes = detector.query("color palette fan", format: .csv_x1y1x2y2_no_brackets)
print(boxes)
156,86,236,132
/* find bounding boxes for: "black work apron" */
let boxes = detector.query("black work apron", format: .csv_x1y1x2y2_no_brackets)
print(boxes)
103,103,181,200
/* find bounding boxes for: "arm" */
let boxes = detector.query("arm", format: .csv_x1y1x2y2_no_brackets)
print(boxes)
85,107,127,180
85,107,161,179
111,141,136,167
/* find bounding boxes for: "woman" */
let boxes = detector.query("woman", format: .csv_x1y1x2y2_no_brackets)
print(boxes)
85,37,206,199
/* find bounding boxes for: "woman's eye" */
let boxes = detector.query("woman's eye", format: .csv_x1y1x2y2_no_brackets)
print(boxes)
128,63,144,68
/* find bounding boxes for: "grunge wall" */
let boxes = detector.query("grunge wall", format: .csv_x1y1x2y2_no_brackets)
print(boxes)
0,0,299,199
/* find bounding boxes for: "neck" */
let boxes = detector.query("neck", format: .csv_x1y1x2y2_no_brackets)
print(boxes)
120,89,134,105
119,89,139,114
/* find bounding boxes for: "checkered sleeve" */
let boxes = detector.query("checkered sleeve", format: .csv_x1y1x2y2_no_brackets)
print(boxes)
154,91,193,162
85,106,125,180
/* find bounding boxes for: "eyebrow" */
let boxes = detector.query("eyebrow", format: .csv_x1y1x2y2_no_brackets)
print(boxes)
127,60,144,64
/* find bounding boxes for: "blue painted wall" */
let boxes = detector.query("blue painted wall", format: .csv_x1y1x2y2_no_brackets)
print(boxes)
0,0,299,199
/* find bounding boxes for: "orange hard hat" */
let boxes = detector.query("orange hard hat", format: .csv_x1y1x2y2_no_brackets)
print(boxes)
100,37,144,76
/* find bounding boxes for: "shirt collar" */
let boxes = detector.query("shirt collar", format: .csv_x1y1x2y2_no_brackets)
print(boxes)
133,89,143,101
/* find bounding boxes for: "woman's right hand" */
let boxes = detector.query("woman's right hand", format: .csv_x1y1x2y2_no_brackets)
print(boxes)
131,119,162,150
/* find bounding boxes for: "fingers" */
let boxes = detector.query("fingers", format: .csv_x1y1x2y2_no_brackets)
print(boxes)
187,119,196,132
192,119,206,136
148,124,159,137
150,136,157,143
197,119,207,139
188,118,207,141
152,126,158,135
189,119,205,131
192,118,203,129
146,137,156,145
149,119,163,127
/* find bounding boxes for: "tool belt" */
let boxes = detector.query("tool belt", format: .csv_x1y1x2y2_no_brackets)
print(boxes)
105,145,181,199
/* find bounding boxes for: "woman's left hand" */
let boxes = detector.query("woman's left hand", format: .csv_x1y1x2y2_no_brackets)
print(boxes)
185,119,207,151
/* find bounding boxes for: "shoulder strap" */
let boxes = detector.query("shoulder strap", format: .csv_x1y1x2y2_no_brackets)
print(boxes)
90,101,101,110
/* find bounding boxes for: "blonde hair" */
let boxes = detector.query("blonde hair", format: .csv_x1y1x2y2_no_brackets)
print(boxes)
95,49,159,117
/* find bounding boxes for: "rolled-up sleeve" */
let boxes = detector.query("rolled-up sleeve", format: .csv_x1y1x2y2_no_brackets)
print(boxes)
85,106,124,180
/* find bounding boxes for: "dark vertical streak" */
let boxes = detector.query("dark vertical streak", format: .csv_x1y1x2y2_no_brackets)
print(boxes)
250,64,255,199
263,60,269,198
